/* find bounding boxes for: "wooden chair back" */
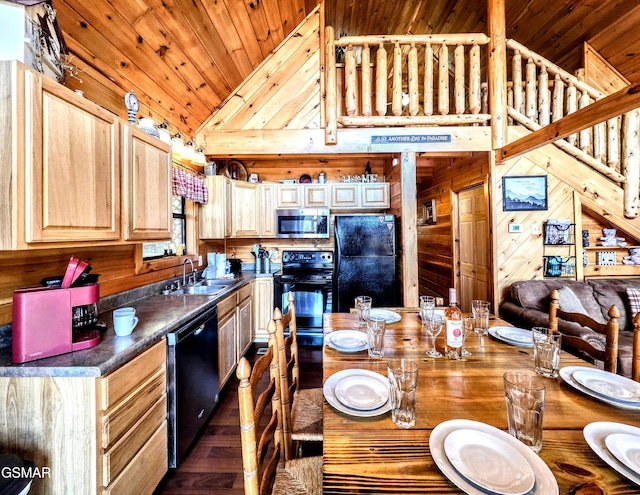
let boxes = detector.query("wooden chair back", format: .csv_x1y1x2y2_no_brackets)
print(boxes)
633,313,640,382
273,291,298,461
549,289,619,374
237,319,283,495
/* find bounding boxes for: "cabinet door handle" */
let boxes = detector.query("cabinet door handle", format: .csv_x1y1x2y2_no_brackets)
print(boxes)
194,324,205,336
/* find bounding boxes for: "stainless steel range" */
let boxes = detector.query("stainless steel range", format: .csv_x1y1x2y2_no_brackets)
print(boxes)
273,250,333,346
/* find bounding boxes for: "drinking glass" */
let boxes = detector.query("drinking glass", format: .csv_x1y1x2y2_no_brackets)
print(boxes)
531,327,562,378
355,295,372,329
419,295,436,324
503,371,546,452
472,300,490,335
366,315,386,358
424,314,443,358
387,359,419,429
461,316,474,356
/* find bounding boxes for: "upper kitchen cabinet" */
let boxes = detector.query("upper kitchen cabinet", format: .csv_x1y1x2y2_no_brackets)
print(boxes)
200,176,231,239
229,181,259,237
331,183,390,209
0,61,121,249
121,125,172,241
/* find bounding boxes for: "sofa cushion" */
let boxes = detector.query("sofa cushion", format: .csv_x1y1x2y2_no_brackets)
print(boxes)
557,286,588,314
588,279,640,332
510,280,602,322
626,288,640,318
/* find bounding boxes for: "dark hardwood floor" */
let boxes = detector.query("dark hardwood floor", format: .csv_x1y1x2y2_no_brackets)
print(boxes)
154,344,323,495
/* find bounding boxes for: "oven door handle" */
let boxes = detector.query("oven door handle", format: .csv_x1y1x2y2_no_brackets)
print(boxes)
275,279,331,286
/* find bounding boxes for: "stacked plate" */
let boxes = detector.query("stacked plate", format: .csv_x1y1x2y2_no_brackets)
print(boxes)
489,326,534,347
559,366,640,410
369,309,401,324
430,419,559,494
325,330,368,352
584,422,640,485
323,369,391,417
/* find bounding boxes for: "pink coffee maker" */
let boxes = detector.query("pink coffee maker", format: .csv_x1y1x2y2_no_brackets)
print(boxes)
12,257,102,364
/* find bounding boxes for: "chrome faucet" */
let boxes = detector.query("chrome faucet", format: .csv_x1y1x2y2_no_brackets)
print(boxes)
183,258,195,286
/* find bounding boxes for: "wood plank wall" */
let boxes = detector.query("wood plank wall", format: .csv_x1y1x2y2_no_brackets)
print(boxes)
416,153,489,303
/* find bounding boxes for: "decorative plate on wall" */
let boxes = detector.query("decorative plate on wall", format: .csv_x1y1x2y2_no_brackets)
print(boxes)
222,160,248,181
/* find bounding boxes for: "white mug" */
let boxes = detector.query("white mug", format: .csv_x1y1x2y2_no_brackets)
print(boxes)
113,307,138,336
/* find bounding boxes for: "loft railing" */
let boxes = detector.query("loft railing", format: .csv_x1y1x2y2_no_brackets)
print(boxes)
324,26,491,144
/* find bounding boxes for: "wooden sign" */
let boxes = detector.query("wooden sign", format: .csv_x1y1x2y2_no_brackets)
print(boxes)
372,134,452,144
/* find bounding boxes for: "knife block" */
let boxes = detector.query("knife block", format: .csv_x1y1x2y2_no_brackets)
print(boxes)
12,284,101,363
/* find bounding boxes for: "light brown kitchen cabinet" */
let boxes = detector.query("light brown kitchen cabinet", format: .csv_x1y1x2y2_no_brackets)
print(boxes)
254,277,274,342
230,181,259,237
237,283,253,359
304,185,330,207
199,176,231,239
217,292,238,388
0,60,121,249
0,339,168,495
276,184,303,207
331,183,390,209
121,124,172,241
259,183,276,237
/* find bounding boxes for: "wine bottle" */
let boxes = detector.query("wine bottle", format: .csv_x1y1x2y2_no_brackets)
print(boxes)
444,288,463,359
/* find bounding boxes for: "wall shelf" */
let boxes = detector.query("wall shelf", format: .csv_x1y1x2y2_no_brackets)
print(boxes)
542,222,576,279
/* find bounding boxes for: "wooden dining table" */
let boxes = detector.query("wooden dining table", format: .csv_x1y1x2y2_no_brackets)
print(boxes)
322,309,640,494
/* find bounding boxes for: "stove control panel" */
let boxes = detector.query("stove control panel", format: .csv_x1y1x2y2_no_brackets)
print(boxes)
282,250,333,264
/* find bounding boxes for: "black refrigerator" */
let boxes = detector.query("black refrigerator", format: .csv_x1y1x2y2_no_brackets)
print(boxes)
333,214,400,312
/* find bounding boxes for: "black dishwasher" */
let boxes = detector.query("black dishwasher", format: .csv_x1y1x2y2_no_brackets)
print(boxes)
167,305,219,467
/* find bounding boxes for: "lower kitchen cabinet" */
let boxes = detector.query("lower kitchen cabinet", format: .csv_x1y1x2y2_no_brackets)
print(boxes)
0,339,168,495
254,277,274,342
237,283,253,359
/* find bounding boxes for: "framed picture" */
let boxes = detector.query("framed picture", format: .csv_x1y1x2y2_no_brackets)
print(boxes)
422,199,437,224
502,175,548,211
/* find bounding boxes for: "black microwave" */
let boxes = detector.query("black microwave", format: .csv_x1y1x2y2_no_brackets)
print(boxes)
275,208,330,238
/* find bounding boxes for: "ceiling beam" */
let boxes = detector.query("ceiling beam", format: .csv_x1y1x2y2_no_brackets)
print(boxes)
497,82,640,163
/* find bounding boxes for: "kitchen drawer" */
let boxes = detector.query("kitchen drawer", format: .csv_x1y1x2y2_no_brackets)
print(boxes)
237,282,253,303
217,292,238,318
101,368,166,448
101,340,165,411
102,420,168,495
102,395,167,487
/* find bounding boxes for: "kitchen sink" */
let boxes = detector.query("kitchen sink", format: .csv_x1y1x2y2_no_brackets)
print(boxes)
200,278,236,286
169,285,227,296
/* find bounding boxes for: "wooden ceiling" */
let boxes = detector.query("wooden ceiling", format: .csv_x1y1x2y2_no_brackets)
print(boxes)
51,0,640,140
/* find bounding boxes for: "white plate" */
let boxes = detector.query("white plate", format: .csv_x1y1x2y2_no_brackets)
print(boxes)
560,367,640,410
444,429,535,495
489,326,534,348
584,422,640,485
327,330,368,351
605,433,640,476
572,369,640,403
430,419,559,495
334,374,389,411
496,327,533,345
323,369,391,417
369,309,401,324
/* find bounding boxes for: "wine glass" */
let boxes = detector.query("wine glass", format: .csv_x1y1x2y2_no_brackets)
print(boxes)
461,316,474,357
419,295,435,324
424,314,443,358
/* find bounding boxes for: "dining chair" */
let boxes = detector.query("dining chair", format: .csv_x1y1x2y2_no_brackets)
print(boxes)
273,293,324,460
237,319,322,495
549,289,620,373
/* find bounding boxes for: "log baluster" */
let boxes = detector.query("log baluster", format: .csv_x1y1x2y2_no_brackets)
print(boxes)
424,43,434,116
454,44,465,115
375,44,387,116
344,44,357,117
361,43,372,116
438,43,449,115
525,57,536,120
566,83,577,146
622,109,640,218
608,117,621,172
512,49,523,114
408,42,419,116
324,25,337,144
552,73,564,123
392,42,402,116
481,83,489,122
538,65,549,125
594,120,606,164
579,90,591,154
469,44,481,114
507,85,513,125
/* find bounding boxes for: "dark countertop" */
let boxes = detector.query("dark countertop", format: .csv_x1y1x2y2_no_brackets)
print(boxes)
0,272,262,378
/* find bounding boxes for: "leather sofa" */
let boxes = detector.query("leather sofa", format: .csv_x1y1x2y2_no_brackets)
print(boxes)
499,279,640,377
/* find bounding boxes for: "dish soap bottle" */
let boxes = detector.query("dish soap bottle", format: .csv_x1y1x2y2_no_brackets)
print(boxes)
444,288,463,359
